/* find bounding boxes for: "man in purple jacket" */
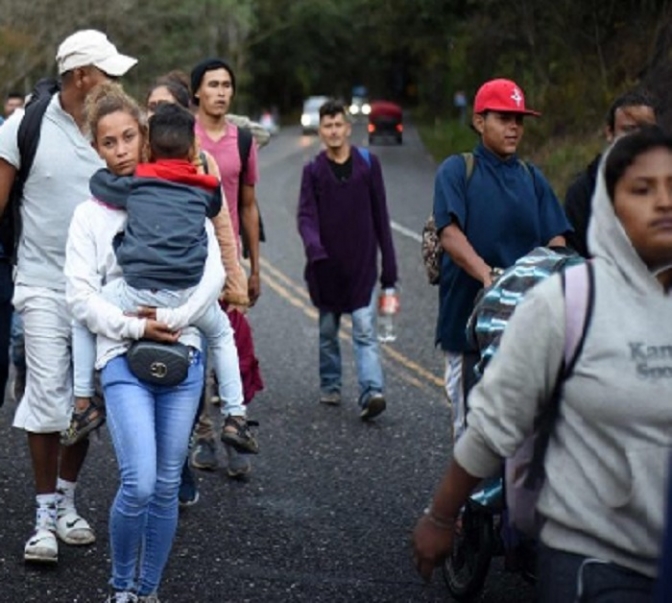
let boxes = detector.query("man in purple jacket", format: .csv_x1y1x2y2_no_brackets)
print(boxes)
297,100,398,420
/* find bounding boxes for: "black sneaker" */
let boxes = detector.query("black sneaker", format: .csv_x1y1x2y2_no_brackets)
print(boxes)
178,460,200,508
319,391,342,405
360,392,386,421
225,444,252,480
105,592,138,602
221,415,259,454
191,437,218,471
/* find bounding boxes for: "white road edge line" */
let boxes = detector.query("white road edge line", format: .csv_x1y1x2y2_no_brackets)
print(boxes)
390,220,422,243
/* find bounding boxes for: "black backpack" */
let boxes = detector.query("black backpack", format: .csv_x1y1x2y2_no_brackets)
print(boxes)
237,126,266,259
0,77,60,263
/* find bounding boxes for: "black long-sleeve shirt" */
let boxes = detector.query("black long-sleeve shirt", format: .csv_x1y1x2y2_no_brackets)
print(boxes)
564,155,601,258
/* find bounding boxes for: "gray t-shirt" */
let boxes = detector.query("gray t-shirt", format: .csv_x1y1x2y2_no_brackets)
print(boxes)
0,95,103,291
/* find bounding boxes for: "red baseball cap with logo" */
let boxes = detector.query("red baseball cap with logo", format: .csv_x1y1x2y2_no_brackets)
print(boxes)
473,78,541,117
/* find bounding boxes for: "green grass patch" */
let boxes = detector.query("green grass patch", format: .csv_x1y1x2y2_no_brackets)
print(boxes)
530,135,603,198
414,117,476,165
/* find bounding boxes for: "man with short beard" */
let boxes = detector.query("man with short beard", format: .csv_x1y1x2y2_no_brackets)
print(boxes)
0,29,136,564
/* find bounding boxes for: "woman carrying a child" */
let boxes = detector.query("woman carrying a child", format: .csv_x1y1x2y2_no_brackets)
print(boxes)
412,126,672,601
64,83,228,602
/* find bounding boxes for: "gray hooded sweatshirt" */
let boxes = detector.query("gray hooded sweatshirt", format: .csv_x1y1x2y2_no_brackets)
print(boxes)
454,149,672,578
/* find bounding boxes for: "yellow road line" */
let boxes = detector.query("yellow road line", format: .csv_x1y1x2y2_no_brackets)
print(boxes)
258,258,444,389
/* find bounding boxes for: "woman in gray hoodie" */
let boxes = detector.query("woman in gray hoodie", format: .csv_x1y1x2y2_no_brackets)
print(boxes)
412,125,672,601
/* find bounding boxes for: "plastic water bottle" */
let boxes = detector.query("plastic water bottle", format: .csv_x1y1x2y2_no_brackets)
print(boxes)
377,288,399,343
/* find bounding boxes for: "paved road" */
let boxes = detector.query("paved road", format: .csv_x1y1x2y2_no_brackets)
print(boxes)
0,120,535,602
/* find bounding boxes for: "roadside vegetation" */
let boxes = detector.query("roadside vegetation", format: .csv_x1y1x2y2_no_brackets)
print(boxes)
0,0,670,195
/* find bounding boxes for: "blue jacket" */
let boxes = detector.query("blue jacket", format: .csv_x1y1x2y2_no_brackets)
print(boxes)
90,166,222,290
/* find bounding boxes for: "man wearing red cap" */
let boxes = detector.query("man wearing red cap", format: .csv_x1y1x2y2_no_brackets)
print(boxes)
433,78,570,442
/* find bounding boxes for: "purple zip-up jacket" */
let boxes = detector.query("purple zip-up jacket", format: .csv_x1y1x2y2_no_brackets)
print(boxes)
297,147,398,313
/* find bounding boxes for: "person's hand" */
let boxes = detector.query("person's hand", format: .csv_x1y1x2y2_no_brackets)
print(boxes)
227,301,248,315
412,512,456,583
481,267,493,289
135,306,157,320
143,319,181,343
248,273,261,307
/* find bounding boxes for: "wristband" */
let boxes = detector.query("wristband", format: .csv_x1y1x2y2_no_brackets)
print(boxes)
423,507,456,530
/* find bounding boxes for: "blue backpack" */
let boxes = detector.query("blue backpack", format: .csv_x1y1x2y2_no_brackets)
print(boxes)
467,247,594,536
467,246,584,379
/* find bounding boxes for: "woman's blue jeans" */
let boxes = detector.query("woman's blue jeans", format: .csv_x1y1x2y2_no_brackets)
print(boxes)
318,291,384,403
101,352,203,596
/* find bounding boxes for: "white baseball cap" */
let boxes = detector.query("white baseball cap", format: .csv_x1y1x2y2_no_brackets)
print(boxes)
56,30,137,76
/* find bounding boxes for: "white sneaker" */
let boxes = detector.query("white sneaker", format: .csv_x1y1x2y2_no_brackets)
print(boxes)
105,593,139,603
56,509,96,545
24,528,58,563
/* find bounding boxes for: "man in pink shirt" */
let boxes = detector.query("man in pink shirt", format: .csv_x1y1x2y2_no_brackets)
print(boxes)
189,58,264,478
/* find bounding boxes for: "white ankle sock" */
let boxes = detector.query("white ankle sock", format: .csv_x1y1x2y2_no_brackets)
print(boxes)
35,493,57,529
56,478,77,513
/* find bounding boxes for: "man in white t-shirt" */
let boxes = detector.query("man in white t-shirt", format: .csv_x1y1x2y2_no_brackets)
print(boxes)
0,30,136,564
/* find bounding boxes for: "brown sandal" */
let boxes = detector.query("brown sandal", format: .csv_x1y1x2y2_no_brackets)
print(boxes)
60,400,106,446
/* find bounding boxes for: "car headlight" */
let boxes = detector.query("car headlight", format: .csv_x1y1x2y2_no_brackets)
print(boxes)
362,103,371,115
301,114,310,127
349,104,360,115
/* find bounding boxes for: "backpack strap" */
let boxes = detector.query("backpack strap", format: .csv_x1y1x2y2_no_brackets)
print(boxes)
237,126,253,182
236,126,265,259
359,146,371,168
562,262,595,376
17,97,50,180
461,152,475,183
4,94,53,263
524,261,594,487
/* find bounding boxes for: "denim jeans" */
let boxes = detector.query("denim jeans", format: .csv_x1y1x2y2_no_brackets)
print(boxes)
318,291,383,403
101,279,244,411
537,545,653,602
101,352,203,596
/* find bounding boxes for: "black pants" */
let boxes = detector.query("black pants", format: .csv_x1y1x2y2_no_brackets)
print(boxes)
0,262,13,407
537,545,653,603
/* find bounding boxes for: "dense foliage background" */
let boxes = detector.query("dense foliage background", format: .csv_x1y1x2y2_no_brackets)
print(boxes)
2,0,672,187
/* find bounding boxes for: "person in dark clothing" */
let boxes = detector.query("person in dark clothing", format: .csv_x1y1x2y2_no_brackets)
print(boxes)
564,89,657,257
656,457,672,602
433,78,570,443
297,99,398,420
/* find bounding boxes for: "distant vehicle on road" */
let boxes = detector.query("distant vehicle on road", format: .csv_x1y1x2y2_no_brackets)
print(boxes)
349,95,371,117
259,110,279,135
301,95,329,134
368,100,403,145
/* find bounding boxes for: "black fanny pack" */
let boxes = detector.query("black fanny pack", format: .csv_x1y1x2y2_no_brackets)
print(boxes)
126,340,191,387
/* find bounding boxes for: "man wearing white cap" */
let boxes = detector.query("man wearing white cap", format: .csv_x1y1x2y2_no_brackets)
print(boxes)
0,29,136,564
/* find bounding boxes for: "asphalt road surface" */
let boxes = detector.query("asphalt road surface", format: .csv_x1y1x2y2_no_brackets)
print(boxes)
0,119,535,602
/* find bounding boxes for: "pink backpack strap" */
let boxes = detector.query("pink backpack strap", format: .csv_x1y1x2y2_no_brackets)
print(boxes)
561,262,595,378
524,261,594,488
